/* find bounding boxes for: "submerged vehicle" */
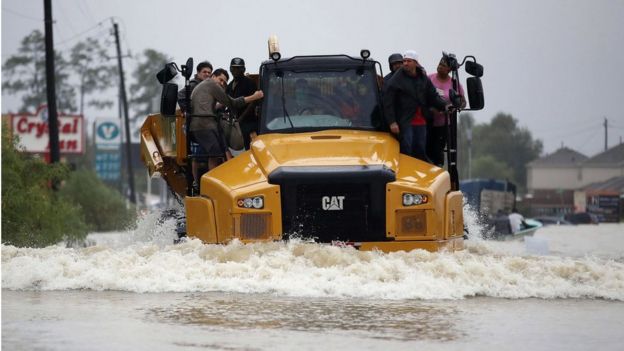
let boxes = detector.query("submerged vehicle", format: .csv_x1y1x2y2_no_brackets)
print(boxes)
141,41,485,252
460,179,542,239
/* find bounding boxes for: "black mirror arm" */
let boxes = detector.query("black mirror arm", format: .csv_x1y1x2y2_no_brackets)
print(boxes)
459,55,476,68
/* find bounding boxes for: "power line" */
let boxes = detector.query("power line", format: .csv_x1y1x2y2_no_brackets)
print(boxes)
76,1,97,24
110,17,134,59
81,1,98,24
533,120,598,137
55,0,77,40
609,122,624,129
2,7,42,21
55,21,109,46
538,123,602,139
576,132,600,155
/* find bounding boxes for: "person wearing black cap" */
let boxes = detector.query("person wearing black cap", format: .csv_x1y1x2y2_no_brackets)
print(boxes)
383,53,403,85
226,57,258,150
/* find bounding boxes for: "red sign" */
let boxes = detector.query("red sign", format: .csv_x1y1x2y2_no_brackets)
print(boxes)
9,105,84,154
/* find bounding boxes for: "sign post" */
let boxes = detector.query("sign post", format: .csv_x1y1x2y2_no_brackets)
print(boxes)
94,118,122,185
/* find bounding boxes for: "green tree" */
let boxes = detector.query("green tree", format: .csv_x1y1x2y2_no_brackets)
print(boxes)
1,126,88,247
2,30,76,112
59,169,136,232
69,37,116,115
472,113,543,189
470,155,515,181
456,113,542,192
129,49,171,124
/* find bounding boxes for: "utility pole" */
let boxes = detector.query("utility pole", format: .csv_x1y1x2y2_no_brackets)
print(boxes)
603,117,608,151
43,0,60,164
112,21,136,204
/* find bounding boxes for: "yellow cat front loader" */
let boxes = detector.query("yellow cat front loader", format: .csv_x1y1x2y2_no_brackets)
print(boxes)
141,45,484,252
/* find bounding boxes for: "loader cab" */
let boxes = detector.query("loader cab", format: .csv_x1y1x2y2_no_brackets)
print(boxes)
257,55,384,134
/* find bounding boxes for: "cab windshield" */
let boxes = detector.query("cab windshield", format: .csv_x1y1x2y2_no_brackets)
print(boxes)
261,68,381,132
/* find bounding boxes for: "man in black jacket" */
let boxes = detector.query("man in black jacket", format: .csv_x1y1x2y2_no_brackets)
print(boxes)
383,53,403,85
383,50,449,162
226,57,258,150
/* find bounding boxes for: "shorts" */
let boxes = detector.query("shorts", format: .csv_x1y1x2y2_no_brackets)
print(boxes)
189,128,227,158
190,141,206,156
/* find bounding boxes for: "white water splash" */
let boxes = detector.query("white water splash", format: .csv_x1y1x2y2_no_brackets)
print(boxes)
3,224,624,300
462,203,488,240
87,209,179,248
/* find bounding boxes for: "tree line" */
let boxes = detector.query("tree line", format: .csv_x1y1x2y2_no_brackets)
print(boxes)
1,29,167,247
457,112,543,192
1,126,136,247
2,29,169,124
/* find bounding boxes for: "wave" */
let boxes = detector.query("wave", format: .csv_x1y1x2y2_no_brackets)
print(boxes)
3,225,623,300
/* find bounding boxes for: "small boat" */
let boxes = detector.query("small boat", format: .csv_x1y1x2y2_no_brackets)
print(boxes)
487,217,542,240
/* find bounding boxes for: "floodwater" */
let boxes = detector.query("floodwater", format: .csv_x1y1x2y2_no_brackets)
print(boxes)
2,212,624,350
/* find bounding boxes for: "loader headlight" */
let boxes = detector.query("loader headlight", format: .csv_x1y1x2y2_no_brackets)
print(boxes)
402,193,428,206
238,196,264,209
252,196,264,209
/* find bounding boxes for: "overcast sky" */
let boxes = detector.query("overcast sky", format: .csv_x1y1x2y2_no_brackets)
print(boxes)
2,0,624,156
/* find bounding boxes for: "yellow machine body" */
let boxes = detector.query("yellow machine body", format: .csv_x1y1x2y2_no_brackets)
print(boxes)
141,115,465,252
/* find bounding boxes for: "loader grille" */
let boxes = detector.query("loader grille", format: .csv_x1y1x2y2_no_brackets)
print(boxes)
240,213,270,240
268,165,395,243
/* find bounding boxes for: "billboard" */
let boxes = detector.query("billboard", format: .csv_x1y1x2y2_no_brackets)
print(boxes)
9,105,84,154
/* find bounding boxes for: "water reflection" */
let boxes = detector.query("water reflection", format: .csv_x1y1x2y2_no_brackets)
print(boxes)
147,293,465,342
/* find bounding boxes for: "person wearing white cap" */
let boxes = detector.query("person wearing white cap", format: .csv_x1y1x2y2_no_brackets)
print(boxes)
382,50,450,162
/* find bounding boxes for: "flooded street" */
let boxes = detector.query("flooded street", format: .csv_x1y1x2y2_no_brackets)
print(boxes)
4,290,623,351
3,216,624,350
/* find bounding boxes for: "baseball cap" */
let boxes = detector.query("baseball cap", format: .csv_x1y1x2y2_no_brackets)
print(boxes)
230,57,245,67
403,50,419,62
388,53,403,64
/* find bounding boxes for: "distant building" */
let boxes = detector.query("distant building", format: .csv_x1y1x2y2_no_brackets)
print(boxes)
526,143,624,219
574,176,624,222
581,143,624,185
527,147,588,191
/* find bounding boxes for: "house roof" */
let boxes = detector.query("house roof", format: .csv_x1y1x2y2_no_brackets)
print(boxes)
583,143,624,166
528,147,587,167
581,176,624,192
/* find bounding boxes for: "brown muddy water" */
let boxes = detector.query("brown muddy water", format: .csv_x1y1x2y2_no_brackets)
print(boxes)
3,213,624,350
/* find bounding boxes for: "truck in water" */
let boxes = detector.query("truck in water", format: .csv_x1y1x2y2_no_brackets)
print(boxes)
460,179,542,238
141,41,485,252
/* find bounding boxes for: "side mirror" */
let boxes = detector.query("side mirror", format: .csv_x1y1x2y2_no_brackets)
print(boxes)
465,61,483,78
160,83,178,116
183,57,194,80
466,77,484,110
156,63,178,84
